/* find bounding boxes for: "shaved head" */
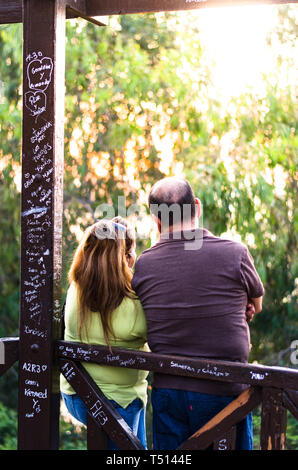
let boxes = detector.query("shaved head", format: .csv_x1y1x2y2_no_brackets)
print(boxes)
149,177,196,228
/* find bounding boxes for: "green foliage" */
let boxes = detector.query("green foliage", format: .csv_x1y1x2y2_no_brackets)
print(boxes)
0,402,17,450
0,24,22,343
59,416,86,450
0,400,87,450
286,413,298,450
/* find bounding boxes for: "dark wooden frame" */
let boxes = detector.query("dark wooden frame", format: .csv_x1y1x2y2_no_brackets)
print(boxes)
0,0,297,451
1,0,297,24
56,341,298,450
1,336,298,449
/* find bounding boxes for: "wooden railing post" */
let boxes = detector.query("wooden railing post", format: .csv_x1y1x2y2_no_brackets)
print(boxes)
18,0,65,450
261,388,287,450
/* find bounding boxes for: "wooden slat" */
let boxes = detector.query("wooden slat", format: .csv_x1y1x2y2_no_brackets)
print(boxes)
283,390,298,421
56,340,298,390
59,358,144,450
0,337,19,377
86,0,298,17
261,388,287,450
17,0,65,450
178,387,262,450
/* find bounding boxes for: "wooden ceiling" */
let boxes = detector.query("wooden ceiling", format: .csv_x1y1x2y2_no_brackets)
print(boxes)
1,0,296,25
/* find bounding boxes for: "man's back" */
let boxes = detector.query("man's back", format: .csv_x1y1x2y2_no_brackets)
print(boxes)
132,228,264,396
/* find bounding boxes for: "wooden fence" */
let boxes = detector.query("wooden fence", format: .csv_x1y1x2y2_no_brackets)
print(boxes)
1,337,297,450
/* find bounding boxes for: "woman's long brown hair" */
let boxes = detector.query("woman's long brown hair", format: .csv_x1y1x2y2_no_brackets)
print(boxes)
68,218,136,347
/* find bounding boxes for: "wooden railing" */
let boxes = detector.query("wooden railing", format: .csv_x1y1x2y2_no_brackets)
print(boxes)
1,337,298,450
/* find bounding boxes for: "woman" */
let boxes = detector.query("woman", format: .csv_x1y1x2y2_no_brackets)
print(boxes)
60,217,149,449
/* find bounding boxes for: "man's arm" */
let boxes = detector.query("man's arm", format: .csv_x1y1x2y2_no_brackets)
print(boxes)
240,247,265,315
246,296,263,322
251,296,263,314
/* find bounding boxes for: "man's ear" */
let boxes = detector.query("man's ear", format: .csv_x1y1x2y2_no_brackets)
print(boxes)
195,198,201,218
157,217,162,233
152,213,161,233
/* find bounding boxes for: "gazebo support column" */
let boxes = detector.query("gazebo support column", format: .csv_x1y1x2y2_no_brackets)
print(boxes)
18,0,65,450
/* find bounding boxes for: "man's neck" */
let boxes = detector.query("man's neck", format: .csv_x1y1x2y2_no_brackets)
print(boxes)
159,221,198,236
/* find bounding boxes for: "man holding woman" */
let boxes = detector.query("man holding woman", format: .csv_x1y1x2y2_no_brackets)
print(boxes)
61,177,264,450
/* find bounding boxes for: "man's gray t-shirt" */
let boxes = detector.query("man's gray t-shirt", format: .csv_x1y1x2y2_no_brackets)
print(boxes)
132,228,265,396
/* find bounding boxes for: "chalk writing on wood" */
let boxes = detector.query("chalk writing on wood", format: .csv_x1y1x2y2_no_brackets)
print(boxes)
90,400,108,426
20,48,55,427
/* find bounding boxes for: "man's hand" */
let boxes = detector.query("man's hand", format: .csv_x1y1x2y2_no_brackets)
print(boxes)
246,302,256,323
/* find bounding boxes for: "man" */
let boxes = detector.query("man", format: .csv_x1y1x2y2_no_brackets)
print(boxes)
132,177,264,450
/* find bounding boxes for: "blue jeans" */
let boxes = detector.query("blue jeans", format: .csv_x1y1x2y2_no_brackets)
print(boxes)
62,393,147,450
151,388,253,450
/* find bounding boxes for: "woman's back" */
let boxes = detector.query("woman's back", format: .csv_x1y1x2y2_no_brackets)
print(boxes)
60,218,149,449
60,281,149,409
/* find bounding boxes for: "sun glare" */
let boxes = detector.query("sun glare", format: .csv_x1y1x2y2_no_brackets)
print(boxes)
192,5,281,100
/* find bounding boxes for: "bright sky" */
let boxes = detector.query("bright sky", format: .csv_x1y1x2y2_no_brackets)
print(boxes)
192,5,281,99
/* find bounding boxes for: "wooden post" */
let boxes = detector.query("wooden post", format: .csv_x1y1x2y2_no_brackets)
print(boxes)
261,388,287,450
18,0,65,450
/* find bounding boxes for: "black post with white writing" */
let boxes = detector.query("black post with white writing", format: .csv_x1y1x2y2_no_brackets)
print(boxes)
18,0,65,450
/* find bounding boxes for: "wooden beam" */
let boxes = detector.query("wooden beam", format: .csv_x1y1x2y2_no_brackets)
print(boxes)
66,0,107,26
56,340,298,390
18,0,65,450
0,0,107,25
59,358,145,450
178,387,262,450
0,0,22,24
212,426,236,450
1,0,298,25
261,388,287,450
86,0,298,17
0,337,19,377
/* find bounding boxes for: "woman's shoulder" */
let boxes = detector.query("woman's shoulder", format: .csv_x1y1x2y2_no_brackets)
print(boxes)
113,295,146,326
120,295,144,314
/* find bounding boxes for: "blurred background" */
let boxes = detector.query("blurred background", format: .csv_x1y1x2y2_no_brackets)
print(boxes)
0,3,297,449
